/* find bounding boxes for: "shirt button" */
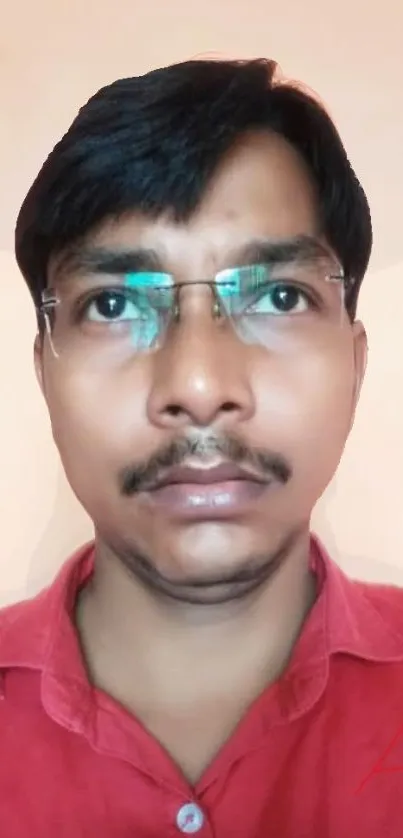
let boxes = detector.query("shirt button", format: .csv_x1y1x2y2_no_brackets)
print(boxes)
176,802,205,833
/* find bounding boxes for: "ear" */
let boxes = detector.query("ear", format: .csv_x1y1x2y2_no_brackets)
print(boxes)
34,332,46,399
350,319,367,417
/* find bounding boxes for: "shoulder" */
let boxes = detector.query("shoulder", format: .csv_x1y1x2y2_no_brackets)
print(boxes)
314,535,403,662
0,586,53,668
334,572,403,663
352,575,403,626
0,544,94,668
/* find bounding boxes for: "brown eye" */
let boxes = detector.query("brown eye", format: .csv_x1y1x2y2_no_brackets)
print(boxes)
83,289,143,323
248,283,310,316
269,284,305,313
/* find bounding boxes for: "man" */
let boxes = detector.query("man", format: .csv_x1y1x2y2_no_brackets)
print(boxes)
2,57,402,836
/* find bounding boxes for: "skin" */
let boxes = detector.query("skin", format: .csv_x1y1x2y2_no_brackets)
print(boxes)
35,130,367,782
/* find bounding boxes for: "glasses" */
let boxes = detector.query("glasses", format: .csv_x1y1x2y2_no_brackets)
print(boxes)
38,261,351,361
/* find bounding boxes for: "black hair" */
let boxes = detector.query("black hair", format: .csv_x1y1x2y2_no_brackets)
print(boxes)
15,58,372,319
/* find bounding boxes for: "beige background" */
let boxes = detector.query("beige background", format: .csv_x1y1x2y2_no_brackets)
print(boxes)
1,0,403,606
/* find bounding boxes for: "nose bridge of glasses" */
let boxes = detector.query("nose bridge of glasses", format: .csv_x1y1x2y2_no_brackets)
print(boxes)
172,278,234,321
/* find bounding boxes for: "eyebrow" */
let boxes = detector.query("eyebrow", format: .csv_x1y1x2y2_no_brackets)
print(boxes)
51,234,337,284
231,235,337,268
51,245,164,283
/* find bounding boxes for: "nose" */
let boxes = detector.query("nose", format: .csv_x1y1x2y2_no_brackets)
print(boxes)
147,316,256,431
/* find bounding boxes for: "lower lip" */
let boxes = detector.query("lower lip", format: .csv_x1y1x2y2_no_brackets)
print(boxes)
146,479,271,519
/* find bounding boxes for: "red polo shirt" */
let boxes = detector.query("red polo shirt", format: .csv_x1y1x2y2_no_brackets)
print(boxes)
1,539,403,836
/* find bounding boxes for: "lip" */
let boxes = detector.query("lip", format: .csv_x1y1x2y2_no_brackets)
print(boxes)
151,463,267,489
144,463,271,520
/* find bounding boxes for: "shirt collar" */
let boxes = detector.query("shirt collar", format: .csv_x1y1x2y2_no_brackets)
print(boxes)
1,537,403,717
314,536,403,661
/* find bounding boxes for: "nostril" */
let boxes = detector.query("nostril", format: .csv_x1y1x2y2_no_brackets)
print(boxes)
162,400,238,423
166,404,183,418
221,401,239,413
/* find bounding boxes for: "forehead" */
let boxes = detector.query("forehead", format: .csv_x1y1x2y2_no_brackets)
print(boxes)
52,131,323,282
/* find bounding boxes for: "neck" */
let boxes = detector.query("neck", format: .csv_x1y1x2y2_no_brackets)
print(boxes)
76,531,317,713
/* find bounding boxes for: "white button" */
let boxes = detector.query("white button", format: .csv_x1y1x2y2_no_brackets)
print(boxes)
176,802,205,833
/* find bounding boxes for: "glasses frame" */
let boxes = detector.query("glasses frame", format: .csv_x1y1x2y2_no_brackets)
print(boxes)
37,266,354,358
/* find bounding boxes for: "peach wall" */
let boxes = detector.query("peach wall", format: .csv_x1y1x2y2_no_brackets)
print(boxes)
2,0,403,604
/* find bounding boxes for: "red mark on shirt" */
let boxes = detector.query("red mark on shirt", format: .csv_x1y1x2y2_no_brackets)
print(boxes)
355,722,403,793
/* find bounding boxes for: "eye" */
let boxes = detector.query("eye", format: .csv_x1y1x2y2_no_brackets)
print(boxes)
84,289,146,323
248,282,312,316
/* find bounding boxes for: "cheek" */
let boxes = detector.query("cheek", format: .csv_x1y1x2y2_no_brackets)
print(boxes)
45,365,151,484
254,344,355,472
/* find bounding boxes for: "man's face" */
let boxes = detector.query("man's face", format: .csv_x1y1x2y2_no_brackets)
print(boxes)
36,131,366,603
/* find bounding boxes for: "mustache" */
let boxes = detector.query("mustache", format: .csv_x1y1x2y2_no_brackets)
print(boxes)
120,432,292,496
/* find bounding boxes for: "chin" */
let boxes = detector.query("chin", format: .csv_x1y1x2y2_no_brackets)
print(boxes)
100,523,303,604
128,546,284,606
